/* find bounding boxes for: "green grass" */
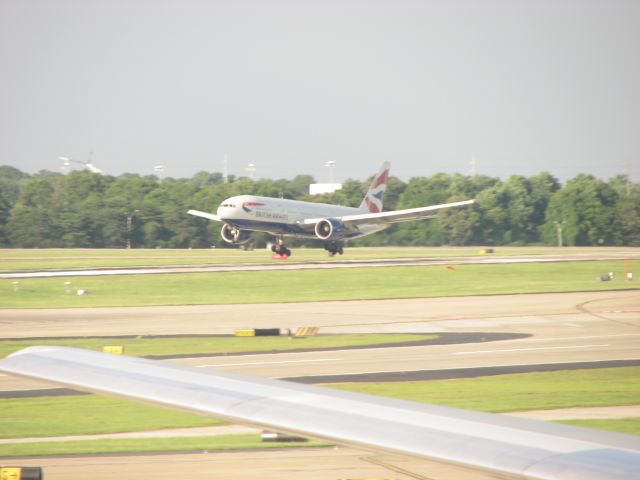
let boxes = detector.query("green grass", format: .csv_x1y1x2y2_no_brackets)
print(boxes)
2,260,637,308
560,418,640,435
331,367,640,413
3,246,628,270
0,334,436,359
0,434,329,457
0,395,222,439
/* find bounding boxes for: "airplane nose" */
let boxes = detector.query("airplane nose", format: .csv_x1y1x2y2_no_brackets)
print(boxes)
217,204,234,218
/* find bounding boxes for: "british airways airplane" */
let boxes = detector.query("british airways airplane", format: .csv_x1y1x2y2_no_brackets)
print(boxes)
188,162,474,256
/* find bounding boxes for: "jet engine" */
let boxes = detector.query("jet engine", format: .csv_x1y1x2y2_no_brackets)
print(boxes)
220,224,251,245
314,218,347,240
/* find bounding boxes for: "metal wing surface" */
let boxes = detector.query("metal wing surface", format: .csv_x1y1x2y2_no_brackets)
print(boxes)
1,346,639,480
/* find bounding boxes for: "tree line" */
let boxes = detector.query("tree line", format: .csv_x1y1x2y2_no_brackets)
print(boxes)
0,165,638,249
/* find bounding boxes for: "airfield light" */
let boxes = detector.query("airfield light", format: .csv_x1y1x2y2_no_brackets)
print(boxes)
325,161,336,183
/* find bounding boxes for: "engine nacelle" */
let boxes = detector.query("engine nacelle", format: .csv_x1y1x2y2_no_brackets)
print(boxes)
220,224,251,245
314,218,347,240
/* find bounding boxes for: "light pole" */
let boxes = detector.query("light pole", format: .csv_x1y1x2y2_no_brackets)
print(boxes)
325,161,336,183
154,165,165,183
554,220,564,248
60,158,71,174
126,210,140,249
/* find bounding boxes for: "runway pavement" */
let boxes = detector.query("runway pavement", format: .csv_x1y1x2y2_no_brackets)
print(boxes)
2,290,638,338
1,290,638,391
3,249,640,278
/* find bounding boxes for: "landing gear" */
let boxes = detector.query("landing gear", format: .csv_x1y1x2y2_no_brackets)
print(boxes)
324,241,344,256
271,237,291,257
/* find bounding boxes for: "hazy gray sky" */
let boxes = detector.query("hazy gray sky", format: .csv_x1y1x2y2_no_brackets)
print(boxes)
1,0,638,183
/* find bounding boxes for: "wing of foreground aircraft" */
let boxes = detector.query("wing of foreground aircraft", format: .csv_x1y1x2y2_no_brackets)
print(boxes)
188,162,475,256
1,347,639,480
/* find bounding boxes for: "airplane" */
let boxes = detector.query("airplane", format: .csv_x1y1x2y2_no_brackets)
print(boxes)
188,162,474,256
1,346,639,480
58,152,106,175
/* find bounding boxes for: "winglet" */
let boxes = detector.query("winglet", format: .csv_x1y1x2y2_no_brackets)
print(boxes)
359,162,390,213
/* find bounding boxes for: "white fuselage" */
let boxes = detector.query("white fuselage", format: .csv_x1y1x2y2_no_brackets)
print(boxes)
217,195,382,239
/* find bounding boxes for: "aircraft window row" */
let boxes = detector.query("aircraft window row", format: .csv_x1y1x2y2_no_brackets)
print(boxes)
221,204,236,208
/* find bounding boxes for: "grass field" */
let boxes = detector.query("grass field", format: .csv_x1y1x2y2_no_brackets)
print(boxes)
1,367,637,456
332,367,640,413
2,246,633,270
2,260,637,308
0,334,436,358
0,395,222,439
561,418,640,435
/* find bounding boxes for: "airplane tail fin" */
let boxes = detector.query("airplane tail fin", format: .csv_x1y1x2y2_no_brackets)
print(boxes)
359,162,390,213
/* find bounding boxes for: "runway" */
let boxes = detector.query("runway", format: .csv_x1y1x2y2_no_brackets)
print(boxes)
2,249,640,278
1,289,639,479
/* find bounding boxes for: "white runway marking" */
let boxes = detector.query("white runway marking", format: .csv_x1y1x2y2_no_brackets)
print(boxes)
453,344,610,355
197,358,342,368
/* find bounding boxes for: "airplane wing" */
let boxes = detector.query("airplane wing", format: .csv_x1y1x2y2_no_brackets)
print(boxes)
187,209,222,222
1,346,639,480
340,199,475,226
299,199,474,227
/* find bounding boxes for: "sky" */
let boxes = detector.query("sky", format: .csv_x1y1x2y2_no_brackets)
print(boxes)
1,0,639,184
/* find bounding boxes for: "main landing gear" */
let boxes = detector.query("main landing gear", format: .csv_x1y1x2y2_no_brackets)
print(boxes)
271,237,291,257
324,241,344,256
